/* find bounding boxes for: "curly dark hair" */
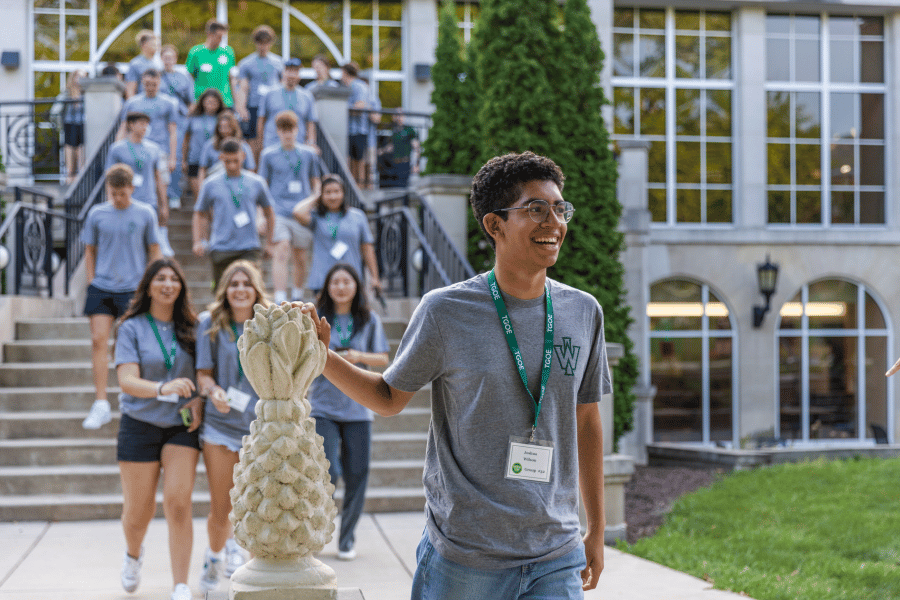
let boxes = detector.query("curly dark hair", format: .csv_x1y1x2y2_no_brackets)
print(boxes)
469,151,565,248
120,258,198,359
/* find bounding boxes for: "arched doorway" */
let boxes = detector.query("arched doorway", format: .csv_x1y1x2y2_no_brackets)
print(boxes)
777,279,891,442
649,278,737,444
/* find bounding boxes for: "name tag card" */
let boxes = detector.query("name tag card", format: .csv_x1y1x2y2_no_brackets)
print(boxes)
330,240,349,260
226,386,252,412
233,211,251,228
157,392,180,403
132,174,144,187
288,181,302,194
505,437,553,483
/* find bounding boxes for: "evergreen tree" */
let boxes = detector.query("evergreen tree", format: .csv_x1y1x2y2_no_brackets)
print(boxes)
423,1,481,176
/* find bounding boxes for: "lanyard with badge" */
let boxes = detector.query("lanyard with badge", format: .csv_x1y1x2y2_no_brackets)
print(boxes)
126,141,146,187
326,213,349,259
487,270,555,484
225,321,252,411
282,89,296,112
283,149,304,195
147,314,180,402
226,175,251,228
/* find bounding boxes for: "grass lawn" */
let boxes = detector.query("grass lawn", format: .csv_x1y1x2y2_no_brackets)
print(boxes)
621,457,900,600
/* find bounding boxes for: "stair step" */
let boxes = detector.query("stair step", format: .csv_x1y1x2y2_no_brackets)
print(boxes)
372,407,430,433
0,386,121,411
4,339,101,363
0,363,116,387
16,318,90,340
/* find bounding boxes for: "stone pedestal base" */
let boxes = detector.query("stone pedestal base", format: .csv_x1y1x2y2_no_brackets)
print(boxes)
229,557,338,600
211,589,363,600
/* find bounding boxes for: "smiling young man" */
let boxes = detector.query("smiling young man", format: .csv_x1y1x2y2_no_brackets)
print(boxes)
300,151,610,599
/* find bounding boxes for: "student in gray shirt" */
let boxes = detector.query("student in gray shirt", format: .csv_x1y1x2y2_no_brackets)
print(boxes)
194,260,270,589
308,264,388,560
81,164,161,431
298,152,609,599
257,57,317,150
184,89,226,198
258,110,323,304
235,24,283,157
125,30,162,98
121,69,178,174
113,258,201,600
160,44,195,207
192,138,276,288
197,112,255,183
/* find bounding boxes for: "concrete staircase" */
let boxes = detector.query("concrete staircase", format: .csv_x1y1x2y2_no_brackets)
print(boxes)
0,207,428,521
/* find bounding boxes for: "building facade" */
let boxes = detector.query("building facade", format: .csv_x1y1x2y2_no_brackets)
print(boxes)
1,0,899,451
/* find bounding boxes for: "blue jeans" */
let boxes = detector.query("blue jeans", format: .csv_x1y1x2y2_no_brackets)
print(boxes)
314,418,371,552
411,530,586,600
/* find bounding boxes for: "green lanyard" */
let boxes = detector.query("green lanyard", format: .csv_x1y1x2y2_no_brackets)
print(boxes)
334,314,353,347
282,148,302,179
225,175,244,209
326,213,341,239
146,314,178,371
487,270,554,442
282,88,296,111
230,321,244,381
126,141,145,170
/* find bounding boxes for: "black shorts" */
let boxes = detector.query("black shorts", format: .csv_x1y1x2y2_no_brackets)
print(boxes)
83,284,134,318
240,105,259,139
187,163,200,177
64,122,84,147
117,413,200,462
349,134,368,161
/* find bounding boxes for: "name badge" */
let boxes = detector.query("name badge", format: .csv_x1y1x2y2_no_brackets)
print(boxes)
201,63,213,73
132,174,145,187
506,436,553,483
157,392,180,403
288,181,302,194
218,55,229,65
233,211,251,228
145,124,153,137
226,386,252,412
330,240,349,260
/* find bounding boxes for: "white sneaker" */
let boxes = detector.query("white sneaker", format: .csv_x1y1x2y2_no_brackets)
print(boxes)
169,196,181,209
199,547,223,592
120,548,142,593
337,548,357,561
83,399,112,429
171,582,192,600
224,538,246,577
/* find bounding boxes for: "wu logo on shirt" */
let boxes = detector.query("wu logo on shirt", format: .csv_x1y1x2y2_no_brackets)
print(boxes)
553,337,581,376
129,222,137,233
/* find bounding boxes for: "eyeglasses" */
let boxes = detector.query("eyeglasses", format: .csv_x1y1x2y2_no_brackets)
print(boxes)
492,199,575,223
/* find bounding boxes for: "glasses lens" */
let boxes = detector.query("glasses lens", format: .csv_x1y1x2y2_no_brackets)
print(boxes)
526,200,550,222
555,202,575,223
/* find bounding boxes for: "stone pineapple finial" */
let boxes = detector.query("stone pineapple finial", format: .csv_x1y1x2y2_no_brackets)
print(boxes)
229,304,338,599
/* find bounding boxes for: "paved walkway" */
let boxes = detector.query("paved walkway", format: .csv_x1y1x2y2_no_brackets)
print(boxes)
0,513,752,599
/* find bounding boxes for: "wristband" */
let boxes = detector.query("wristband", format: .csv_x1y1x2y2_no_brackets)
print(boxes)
156,381,165,396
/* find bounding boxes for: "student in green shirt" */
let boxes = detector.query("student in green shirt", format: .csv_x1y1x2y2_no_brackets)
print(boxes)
186,19,237,107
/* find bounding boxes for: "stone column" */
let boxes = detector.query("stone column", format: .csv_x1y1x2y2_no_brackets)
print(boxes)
312,86,352,160
736,7,767,229
82,77,124,159
617,140,656,465
404,0,438,113
414,174,472,256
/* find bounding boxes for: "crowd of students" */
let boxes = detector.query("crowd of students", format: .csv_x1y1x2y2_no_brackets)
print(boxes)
80,163,388,600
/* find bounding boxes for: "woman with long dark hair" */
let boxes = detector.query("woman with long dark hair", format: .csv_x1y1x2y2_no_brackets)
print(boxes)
292,174,381,295
198,111,255,181
194,260,270,592
309,263,389,560
114,258,201,600
185,88,226,198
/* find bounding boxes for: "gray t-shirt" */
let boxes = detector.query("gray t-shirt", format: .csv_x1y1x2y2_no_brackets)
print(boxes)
105,138,165,209
125,55,163,94
186,114,217,164
307,207,374,290
309,312,389,422
383,274,612,569
195,312,259,441
81,201,159,293
304,79,339,94
237,53,283,108
115,315,196,428
194,170,272,252
258,143,323,218
160,69,194,115
347,79,372,136
199,139,255,171
258,86,318,148
122,92,178,151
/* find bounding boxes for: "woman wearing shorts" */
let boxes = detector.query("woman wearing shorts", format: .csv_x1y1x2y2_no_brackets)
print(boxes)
195,260,270,591
114,258,201,600
309,263,388,560
185,89,226,198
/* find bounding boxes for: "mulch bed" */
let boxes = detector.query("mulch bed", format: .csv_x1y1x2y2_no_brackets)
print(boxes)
623,465,720,544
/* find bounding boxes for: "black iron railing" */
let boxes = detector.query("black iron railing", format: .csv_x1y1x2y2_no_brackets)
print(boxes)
0,98,79,184
314,122,367,211
349,108,431,188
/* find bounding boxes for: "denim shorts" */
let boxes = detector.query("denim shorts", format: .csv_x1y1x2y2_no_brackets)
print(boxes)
200,421,245,453
117,413,200,462
411,530,587,600
83,284,134,318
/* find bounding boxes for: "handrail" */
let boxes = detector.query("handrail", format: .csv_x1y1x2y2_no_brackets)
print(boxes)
314,122,368,211
0,98,81,183
370,206,454,292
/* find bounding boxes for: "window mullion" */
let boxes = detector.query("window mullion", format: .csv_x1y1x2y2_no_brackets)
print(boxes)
801,284,810,441
857,285,866,439
822,14,831,227
666,8,676,225
701,286,710,444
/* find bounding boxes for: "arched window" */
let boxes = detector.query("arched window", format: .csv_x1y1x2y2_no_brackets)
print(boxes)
777,279,890,442
649,279,736,443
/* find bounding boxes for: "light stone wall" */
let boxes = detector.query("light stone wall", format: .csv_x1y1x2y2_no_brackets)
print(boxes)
0,2,29,103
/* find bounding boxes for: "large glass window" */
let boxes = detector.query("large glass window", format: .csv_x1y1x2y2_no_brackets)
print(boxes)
31,0,405,108
766,14,885,225
613,8,734,225
778,280,890,441
649,279,736,443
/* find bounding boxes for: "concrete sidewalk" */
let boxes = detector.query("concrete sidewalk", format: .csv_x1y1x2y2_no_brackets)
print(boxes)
0,512,752,600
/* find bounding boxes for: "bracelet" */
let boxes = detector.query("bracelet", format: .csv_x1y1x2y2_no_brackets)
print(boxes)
156,381,165,396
